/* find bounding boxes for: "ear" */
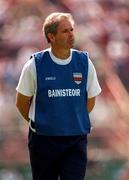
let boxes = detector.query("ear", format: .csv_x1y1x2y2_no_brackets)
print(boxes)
47,33,55,43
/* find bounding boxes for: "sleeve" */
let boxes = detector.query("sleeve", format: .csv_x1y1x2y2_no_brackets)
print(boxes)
87,58,101,98
16,57,36,97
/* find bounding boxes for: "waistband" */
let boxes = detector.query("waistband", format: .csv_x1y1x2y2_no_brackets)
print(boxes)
29,119,36,133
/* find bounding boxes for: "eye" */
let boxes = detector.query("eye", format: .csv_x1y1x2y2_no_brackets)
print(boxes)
62,29,68,33
62,28,74,33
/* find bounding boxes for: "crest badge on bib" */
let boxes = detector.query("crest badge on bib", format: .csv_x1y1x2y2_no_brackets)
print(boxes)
73,72,82,84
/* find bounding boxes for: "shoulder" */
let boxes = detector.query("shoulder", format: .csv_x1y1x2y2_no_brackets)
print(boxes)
72,49,89,63
72,49,89,67
72,49,89,57
87,58,96,72
20,56,36,78
72,49,97,73
72,49,95,68
23,56,35,71
32,48,49,61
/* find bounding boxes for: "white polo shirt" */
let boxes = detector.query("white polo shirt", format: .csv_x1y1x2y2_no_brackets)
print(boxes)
16,48,101,121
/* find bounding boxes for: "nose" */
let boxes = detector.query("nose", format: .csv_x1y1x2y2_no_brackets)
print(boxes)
68,30,73,38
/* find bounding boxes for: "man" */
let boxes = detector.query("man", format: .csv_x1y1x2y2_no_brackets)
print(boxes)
16,12,101,180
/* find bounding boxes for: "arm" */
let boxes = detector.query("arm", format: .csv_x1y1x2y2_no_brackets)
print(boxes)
16,92,33,121
87,97,95,113
15,57,35,121
86,58,101,112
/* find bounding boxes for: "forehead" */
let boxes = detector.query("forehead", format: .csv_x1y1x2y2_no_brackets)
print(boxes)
57,19,74,30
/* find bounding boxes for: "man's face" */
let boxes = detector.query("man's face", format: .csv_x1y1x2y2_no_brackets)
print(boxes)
52,19,75,49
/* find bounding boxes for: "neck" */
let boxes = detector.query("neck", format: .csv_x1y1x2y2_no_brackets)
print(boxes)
51,47,70,59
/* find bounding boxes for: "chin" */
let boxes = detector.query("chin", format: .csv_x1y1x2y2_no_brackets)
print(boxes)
69,43,74,48
70,44,74,49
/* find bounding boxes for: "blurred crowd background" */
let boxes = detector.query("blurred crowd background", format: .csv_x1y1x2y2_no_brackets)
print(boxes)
0,0,129,179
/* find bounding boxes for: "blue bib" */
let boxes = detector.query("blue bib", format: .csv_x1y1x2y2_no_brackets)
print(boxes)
34,49,91,135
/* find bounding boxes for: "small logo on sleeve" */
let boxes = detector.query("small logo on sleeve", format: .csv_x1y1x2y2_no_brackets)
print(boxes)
73,73,82,84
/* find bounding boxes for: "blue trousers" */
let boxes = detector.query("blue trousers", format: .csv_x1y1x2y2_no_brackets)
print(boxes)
28,129,87,180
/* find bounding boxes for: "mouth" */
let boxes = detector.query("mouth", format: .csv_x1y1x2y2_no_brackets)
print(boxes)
69,38,74,44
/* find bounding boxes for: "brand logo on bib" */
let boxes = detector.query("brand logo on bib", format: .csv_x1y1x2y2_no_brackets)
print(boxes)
45,76,56,81
73,73,82,84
